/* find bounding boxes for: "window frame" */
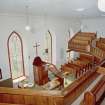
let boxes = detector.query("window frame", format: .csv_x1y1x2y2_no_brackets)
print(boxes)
7,31,25,79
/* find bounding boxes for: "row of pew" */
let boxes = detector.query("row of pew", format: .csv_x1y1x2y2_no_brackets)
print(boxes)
61,53,94,78
68,32,96,52
67,33,105,105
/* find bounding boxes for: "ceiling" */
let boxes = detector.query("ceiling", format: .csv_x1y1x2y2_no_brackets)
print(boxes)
0,0,105,18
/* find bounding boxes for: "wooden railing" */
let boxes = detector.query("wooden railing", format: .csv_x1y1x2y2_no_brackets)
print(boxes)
61,63,81,78
84,76,105,105
0,88,63,105
63,70,98,105
90,47,105,60
0,70,99,105
77,32,96,40
96,40,105,51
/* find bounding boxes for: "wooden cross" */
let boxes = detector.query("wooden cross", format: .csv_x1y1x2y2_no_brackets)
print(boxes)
33,43,40,56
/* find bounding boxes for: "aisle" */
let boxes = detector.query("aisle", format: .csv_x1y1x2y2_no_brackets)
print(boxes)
71,74,104,105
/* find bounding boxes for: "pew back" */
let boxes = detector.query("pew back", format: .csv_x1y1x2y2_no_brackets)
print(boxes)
84,76,105,105
96,40,105,51
0,88,63,105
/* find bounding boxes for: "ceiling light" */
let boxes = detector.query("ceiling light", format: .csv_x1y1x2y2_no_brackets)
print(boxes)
25,25,31,31
75,8,85,12
25,5,31,31
98,0,105,12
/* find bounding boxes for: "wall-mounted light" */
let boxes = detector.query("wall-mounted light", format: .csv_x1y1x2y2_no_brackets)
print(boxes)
25,25,31,31
98,0,105,12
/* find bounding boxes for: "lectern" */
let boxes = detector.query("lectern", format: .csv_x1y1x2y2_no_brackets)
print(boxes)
33,56,49,85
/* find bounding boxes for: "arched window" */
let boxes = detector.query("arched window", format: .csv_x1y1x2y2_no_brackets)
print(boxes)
44,30,52,63
7,31,25,79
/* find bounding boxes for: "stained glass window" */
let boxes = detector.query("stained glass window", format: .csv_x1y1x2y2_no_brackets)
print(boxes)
7,31,25,79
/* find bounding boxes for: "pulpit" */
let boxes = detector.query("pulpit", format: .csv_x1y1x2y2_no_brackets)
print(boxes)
33,56,49,85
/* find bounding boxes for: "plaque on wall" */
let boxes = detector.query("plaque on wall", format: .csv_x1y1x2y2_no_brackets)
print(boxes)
0,68,2,79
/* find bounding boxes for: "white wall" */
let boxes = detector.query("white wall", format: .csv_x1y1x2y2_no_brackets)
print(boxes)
0,14,81,81
81,17,105,38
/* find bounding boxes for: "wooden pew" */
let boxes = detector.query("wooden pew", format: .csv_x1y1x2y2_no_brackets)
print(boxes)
68,32,96,53
71,39,90,45
63,70,99,105
61,63,81,78
79,53,94,62
68,43,90,52
96,40,105,51
84,76,105,105
72,60,89,75
79,53,95,68
90,47,105,60
99,37,105,44
61,53,95,78
77,32,96,40
71,56,95,77
74,36,93,43
68,39,91,52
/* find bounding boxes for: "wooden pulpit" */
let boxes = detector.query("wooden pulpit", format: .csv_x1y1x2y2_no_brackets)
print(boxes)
33,56,49,85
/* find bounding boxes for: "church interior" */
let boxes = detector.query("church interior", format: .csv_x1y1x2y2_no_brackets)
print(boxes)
1,0,105,105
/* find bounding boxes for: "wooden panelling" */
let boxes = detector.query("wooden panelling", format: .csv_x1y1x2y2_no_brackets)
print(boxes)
24,96,35,105
0,71,99,105
0,103,25,105
11,95,24,104
2,94,12,103
84,92,95,105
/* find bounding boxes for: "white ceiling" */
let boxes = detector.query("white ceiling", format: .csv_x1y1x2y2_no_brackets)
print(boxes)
0,0,105,18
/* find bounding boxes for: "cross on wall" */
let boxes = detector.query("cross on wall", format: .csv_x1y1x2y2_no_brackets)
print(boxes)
33,43,40,56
